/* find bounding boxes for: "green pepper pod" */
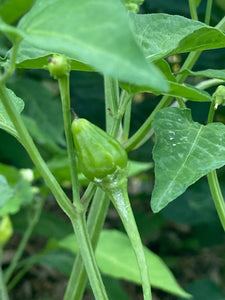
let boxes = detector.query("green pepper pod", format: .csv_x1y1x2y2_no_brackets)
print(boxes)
71,118,127,181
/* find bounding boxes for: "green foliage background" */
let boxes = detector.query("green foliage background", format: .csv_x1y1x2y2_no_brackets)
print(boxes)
0,0,225,299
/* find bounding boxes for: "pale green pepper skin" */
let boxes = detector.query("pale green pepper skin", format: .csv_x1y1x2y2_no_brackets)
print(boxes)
71,118,127,181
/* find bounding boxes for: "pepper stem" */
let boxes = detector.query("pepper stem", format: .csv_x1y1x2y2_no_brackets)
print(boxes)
100,171,152,300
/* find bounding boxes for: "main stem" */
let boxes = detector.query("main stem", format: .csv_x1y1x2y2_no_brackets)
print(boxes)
64,189,109,300
4,197,44,283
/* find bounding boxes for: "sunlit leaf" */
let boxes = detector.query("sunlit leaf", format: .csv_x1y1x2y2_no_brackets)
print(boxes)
17,0,168,92
130,13,225,62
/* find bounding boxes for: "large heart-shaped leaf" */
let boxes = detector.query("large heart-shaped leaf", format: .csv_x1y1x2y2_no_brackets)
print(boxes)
17,0,167,92
151,107,225,213
130,13,225,62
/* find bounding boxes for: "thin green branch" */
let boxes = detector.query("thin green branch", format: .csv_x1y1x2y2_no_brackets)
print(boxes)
0,250,9,300
4,197,44,283
71,214,109,300
0,39,21,84
80,182,96,211
123,95,132,140
207,172,225,231
124,95,172,151
124,51,202,151
188,0,199,20
104,76,119,133
204,0,213,25
110,90,132,138
58,75,81,210
206,99,225,231
215,16,225,30
195,78,225,90
0,85,75,219
64,189,109,300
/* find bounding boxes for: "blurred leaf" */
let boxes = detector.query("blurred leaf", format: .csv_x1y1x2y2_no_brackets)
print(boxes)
0,0,34,24
0,174,14,209
0,87,24,141
127,160,154,177
130,13,225,62
161,178,218,225
151,107,225,212
22,115,63,155
12,210,73,239
17,0,168,92
216,0,225,11
103,276,131,300
8,78,64,153
177,68,225,81
59,230,191,298
39,249,74,277
178,279,225,300
0,163,34,216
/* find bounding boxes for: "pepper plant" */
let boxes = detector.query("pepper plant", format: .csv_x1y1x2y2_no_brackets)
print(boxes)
0,0,225,299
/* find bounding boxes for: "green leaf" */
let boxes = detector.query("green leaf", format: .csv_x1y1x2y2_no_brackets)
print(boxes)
8,78,64,153
130,13,225,62
121,80,212,102
59,230,191,298
161,178,219,225
0,0,34,24
178,279,225,300
151,107,225,212
0,164,34,216
17,0,168,92
14,40,93,71
0,175,14,209
103,276,131,300
177,68,225,81
0,87,24,141
39,249,75,277
128,160,154,177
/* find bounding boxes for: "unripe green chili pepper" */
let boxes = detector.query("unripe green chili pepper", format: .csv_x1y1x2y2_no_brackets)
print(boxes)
71,117,152,300
71,118,128,181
